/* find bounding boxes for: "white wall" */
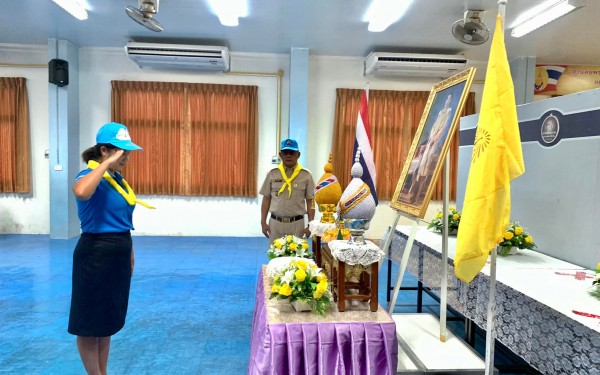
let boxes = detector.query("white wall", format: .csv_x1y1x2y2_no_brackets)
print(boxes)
0,44,484,237
0,44,50,233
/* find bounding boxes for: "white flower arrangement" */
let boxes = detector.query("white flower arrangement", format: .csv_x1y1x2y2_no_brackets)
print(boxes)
267,235,312,260
590,263,600,301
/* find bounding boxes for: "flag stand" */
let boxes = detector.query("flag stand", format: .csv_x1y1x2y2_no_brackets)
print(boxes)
483,3,505,374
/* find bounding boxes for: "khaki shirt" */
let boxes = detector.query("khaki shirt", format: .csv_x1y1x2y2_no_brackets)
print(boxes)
259,166,315,217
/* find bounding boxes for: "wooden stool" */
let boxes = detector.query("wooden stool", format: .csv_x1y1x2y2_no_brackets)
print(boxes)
322,243,379,312
312,235,322,268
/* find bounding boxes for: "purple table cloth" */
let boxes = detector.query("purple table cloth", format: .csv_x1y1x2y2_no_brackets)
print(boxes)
249,267,398,374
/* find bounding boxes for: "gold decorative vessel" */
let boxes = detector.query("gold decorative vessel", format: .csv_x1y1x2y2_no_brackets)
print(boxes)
318,203,337,224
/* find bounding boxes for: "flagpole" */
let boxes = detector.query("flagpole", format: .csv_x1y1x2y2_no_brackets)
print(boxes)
483,4,506,374
484,246,498,375
439,153,450,341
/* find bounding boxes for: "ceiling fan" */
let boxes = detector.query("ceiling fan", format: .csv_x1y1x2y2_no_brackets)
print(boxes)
125,0,163,32
452,10,490,45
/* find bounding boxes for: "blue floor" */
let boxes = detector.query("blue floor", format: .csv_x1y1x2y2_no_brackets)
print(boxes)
0,235,532,374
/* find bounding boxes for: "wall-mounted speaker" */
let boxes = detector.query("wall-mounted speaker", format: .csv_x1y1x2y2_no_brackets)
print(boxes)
49,59,69,87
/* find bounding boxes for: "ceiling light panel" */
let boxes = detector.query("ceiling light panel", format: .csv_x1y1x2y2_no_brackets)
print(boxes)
510,0,585,38
364,0,414,32
52,0,88,20
207,0,248,27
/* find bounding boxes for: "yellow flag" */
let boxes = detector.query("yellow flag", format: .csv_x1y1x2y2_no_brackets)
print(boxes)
454,15,525,283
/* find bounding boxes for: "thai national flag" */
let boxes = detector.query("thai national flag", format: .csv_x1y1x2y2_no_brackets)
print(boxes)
535,65,566,94
353,89,378,205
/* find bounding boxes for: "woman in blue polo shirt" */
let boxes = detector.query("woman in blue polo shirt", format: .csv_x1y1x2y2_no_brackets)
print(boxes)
68,122,153,375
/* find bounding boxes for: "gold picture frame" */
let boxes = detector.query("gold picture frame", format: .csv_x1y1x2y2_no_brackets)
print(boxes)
390,68,476,217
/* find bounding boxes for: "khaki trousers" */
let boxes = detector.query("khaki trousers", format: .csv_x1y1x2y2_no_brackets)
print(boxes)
268,218,306,244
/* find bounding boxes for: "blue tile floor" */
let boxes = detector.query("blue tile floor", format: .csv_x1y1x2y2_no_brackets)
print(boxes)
0,235,535,374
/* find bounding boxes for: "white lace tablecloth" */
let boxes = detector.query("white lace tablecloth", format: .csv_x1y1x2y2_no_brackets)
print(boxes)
308,220,337,237
389,225,600,375
327,240,385,266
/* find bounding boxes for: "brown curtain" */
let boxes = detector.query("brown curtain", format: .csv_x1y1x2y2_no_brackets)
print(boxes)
0,77,30,193
332,88,475,201
111,81,258,197
188,84,258,196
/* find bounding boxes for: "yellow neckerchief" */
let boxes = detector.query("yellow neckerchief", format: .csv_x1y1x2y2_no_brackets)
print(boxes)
277,162,303,197
88,160,155,209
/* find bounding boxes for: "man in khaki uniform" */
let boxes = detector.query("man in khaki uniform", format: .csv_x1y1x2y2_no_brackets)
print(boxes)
260,138,315,244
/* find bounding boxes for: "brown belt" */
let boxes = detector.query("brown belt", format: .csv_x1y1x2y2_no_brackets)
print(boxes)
270,213,304,223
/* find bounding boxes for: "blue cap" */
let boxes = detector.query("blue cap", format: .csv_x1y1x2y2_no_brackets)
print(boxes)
280,138,299,151
96,122,142,151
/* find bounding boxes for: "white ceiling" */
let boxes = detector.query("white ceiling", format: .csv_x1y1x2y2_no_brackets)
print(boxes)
1,0,598,65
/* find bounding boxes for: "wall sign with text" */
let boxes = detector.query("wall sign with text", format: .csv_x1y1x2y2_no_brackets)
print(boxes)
535,65,600,96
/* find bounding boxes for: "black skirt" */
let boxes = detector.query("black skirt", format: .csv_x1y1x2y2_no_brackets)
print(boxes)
68,232,132,337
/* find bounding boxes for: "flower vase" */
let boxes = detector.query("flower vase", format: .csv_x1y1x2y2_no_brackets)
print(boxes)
291,300,312,312
498,247,518,256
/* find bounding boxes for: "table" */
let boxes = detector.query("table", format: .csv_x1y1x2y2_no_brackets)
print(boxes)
321,243,379,312
248,266,398,374
388,226,600,375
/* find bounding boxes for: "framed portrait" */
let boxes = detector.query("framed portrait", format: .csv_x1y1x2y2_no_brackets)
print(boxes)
390,68,476,217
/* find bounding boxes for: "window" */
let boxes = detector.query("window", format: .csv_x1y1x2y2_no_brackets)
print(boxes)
111,81,258,197
0,77,30,193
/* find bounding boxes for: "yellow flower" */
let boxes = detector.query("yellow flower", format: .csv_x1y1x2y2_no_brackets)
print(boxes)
515,227,523,235
525,235,533,244
503,232,514,240
452,214,459,220
316,281,328,294
286,235,292,243
311,265,318,269
274,240,283,249
316,273,327,283
597,262,600,269
437,212,443,218
289,243,298,251
302,242,309,250
295,269,307,282
278,283,292,296
295,260,308,270
271,284,280,293
449,207,455,212
313,291,323,299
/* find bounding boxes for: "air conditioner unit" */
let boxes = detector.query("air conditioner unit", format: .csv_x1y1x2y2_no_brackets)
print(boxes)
364,52,467,77
125,42,230,72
